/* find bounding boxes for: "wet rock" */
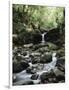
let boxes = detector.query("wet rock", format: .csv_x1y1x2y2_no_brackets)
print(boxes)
56,56,65,72
33,45,41,51
56,75,65,82
26,67,31,73
54,68,64,76
25,58,31,62
31,57,40,64
32,33,42,44
13,51,18,57
37,47,49,54
13,61,22,73
40,71,56,83
21,61,29,69
48,77,58,83
13,60,29,73
22,51,27,56
26,67,36,74
40,53,52,63
31,52,41,57
30,68,36,74
23,43,33,48
36,63,44,70
32,43,47,51
44,28,60,43
53,67,65,82
30,52,41,64
57,48,65,57
58,65,65,72
15,56,23,61
16,49,21,54
46,42,58,50
31,74,39,80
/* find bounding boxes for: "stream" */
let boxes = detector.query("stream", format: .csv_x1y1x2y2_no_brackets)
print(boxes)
13,32,65,85
13,54,57,85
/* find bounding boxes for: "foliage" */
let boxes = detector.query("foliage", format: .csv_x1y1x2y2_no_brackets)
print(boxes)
13,4,65,33
12,4,65,45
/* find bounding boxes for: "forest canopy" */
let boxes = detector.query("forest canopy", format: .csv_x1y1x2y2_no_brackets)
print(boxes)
13,4,65,34
13,4,65,46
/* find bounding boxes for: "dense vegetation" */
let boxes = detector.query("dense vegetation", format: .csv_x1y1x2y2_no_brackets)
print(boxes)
13,5,65,85
13,4,65,46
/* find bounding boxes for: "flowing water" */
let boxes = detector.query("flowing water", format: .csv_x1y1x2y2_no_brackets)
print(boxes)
41,32,47,43
13,32,58,85
13,52,57,85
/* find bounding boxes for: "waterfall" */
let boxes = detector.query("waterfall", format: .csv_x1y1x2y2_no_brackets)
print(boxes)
41,32,47,43
42,52,57,72
51,52,57,68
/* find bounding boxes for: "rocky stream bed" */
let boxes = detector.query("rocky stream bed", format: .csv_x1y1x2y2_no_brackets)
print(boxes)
13,41,65,85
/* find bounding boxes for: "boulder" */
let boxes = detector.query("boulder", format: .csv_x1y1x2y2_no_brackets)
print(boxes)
46,42,58,50
36,47,49,54
40,72,49,83
48,77,57,83
26,67,36,74
31,57,40,64
56,56,65,72
44,28,60,43
53,67,65,82
22,51,27,56
13,60,29,73
32,43,47,51
30,52,41,57
15,56,23,61
26,67,32,73
16,48,22,53
57,48,65,57
32,33,42,44
23,43,33,48
40,71,56,83
31,74,39,80
56,75,65,82
40,53,52,63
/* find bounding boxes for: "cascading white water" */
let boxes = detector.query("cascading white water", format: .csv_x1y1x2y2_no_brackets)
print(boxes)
13,52,57,85
13,32,58,85
41,32,47,43
43,52,57,71
37,52,57,75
